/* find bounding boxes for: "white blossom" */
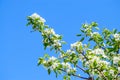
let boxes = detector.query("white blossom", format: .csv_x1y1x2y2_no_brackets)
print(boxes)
50,29,55,35
100,60,109,65
85,27,91,32
55,34,61,38
113,33,120,41
113,56,119,64
73,68,76,71
67,69,71,73
48,56,57,62
66,49,75,54
92,48,104,55
103,70,107,73
66,68,76,74
66,49,72,53
53,40,61,46
44,28,55,35
90,32,99,37
78,54,84,61
53,41,61,47
30,13,40,19
102,55,108,58
118,67,120,72
110,69,115,76
84,61,89,66
59,53,64,58
43,60,47,64
62,62,71,69
71,41,82,49
51,62,59,69
53,40,58,43
90,56,100,62
30,13,46,22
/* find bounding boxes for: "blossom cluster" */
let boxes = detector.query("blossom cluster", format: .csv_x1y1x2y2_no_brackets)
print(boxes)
39,56,76,75
42,28,62,50
71,41,83,52
27,13,65,51
27,13,120,80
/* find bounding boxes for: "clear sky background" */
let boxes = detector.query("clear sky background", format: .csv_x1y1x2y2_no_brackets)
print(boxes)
1,0,120,80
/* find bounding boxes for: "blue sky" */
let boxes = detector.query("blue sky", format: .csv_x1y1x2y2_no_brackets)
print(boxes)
1,0,120,80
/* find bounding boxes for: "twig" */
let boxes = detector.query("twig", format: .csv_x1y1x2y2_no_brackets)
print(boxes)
76,65,90,77
72,74,89,80
96,69,107,80
59,69,89,80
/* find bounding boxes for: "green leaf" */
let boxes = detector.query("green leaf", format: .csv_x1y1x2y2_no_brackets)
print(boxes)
48,68,51,75
76,34,82,37
91,22,98,27
43,42,49,49
87,42,90,47
44,54,50,58
80,29,85,33
39,25,44,31
113,29,117,34
88,38,93,41
104,71,109,76
80,37,84,42
44,25,48,28
108,48,114,52
60,50,65,54
61,41,66,44
63,75,70,80
54,70,58,78
93,60,97,67
26,22,31,26
85,69,89,73
63,75,67,80
37,58,43,66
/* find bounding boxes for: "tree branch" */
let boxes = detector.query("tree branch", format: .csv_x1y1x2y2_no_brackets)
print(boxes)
81,51,94,80
96,69,107,80
76,65,90,77
81,51,89,60
72,74,89,80
59,69,89,80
